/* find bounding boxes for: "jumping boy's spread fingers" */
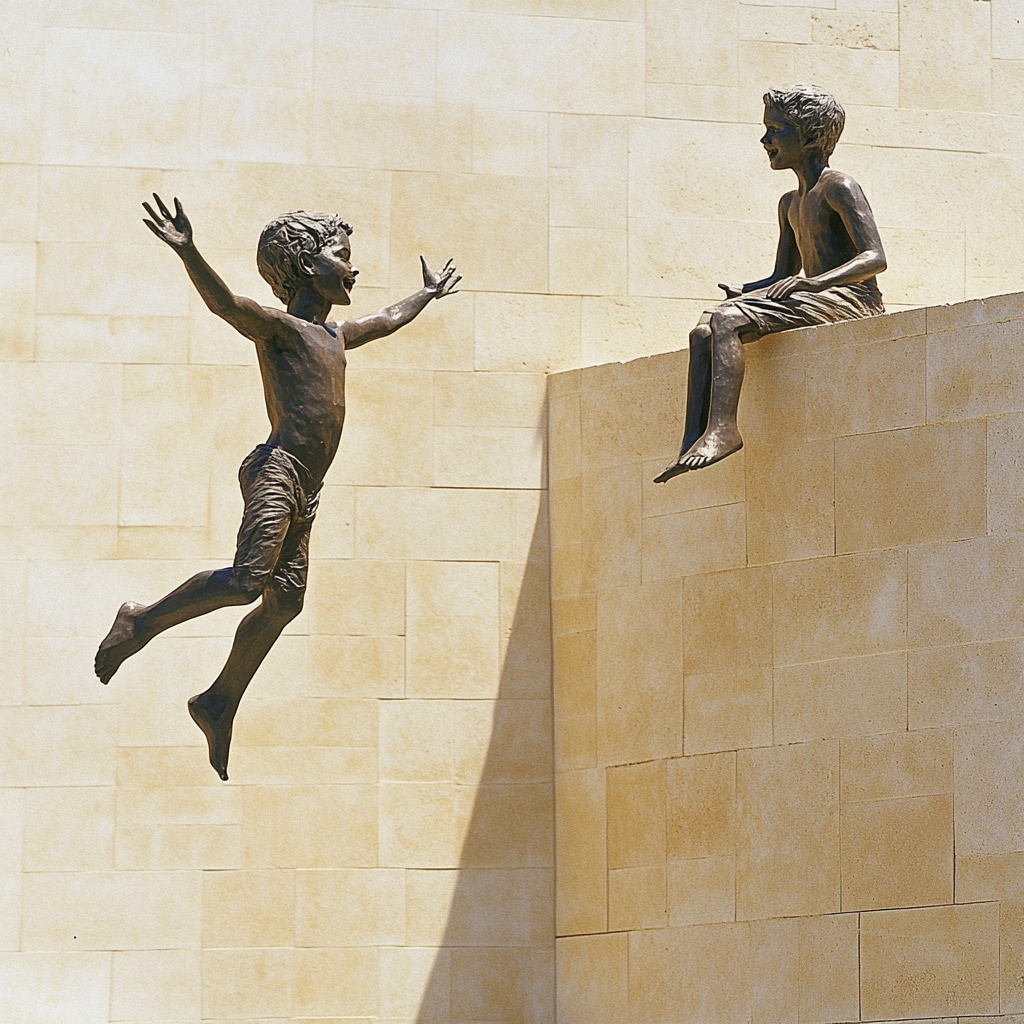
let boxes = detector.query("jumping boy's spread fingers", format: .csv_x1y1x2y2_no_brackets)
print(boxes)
154,193,174,220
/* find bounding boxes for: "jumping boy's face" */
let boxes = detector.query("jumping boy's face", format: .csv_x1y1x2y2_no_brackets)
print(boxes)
760,106,807,170
299,235,359,306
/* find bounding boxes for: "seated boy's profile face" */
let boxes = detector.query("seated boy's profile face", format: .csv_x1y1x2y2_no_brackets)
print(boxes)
298,234,358,306
760,105,806,171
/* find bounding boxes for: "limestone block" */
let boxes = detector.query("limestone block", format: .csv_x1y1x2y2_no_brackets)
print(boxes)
840,729,952,803
0,790,23,873
334,368,434,487
773,550,906,664
642,451,746,521
549,395,581,487
405,869,458,947
35,314,187,364
909,536,1024,646
629,922,751,1024
379,782,460,867
876,227,966,307
355,486,517,561
0,2,43,165
667,749,736,861
315,6,435,100
201,947,294,1019
596,579,682,765
909,639,1024,729
304,559,405,637
555,768,606,935
926,291,1024,335
0,951,111,1024
736,740,840,919
774,652,906,744
242,784,377,867
454,699,552,785
42,28,202,167
475,293,582,374
646,82,740,122
295,869,405,947
667,855,735,926
437,12,644,115
645,0,738,86
683,565,772,676
457,782,553,869
473,109,548,178
390,172,547,294
380,946,450,1022
204,0,313,89
684,664,771,755
556,933,627,1024
750,917,799,1024
957,851,1024,902
840,794,953,910
581,463,642,592
550,173,627,232
810,8,898,47
929,319,1024,422
115,823,243,871
110,949,201,1022
449,947,545,1024
643,502,747,581
200,85,311,165
739,4,812,43
202,868,295,948
553,631,596,770
304,635,404,699
550,227,627,297
434,425,545,488
994,58,1024,114
1002,899,1024,1011
804,333,926,440
0,874,17,951
898,0,991,111
956,721,1024,855
380,700,453,782
607,760,665,869
0,705,116,787
797,913,860,1024
860,902,999,1019
835,420,986,551
549,113,629,178
746,445,834,566
608,864,666,931
0,242,35,359
22,787,114,871
22,869,200,949
499,558,552,699
296,948,380,1016
801,44,899,107
436,371,547,428
581,297,703,367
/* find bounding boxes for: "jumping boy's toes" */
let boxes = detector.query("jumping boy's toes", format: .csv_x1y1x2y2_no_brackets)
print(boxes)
95,602,145,684
653,460,690,484
188,692,233,782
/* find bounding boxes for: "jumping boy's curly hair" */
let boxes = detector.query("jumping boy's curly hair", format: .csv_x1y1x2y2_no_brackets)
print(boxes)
256,211,353,305
763,84,845,160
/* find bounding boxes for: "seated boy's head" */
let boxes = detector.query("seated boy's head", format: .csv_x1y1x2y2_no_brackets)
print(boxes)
257,211,355,307
761,84,845,166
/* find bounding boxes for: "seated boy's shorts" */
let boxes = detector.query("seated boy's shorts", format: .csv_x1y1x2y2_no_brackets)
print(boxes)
233,444,320,595
711,279,885,338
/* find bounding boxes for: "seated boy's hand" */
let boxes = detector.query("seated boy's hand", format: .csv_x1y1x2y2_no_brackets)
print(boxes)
420,256,461,299
718,282,743,299
766,275,821,300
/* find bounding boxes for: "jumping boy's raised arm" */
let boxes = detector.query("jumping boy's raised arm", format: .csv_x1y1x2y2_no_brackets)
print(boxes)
143,194,284,343
343,256,460,349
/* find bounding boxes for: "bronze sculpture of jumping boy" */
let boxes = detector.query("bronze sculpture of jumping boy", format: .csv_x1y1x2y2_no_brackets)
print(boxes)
95,194,459,779
655,84,886,482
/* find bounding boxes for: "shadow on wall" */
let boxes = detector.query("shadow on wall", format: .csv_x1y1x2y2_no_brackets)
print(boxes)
415,473,555,1024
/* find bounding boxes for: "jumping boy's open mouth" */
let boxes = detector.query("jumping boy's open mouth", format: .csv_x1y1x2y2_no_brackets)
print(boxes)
765,146,779,161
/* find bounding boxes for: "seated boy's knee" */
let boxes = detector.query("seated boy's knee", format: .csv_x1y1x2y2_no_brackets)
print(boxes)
689,323,712,349
709,307,748,336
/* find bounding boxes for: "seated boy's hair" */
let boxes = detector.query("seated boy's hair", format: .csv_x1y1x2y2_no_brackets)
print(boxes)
257,211,353,304
763,83,845,159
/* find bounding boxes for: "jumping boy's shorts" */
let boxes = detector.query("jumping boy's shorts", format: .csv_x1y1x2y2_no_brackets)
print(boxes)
710,279,885,338
233,444,320,595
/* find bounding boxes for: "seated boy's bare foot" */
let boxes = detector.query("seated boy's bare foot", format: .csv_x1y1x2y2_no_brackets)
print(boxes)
95,602,148,684
654,459,691,484
188,691,233,781
679,429,743,472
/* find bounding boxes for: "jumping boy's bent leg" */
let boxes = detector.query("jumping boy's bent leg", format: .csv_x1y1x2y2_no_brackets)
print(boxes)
188,584,303,780
95,568,265,684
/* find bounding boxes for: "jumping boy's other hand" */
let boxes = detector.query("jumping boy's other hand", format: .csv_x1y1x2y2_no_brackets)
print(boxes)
420,256,461,299
143,194,193,251
718,282,743,298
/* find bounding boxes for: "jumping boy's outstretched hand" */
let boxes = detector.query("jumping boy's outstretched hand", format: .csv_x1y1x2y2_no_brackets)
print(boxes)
143,193,193,251
421,256,461,299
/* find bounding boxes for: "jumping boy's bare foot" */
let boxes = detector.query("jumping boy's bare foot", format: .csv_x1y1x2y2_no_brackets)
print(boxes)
95,602,148,684
678,429,743,472
188,691,233,781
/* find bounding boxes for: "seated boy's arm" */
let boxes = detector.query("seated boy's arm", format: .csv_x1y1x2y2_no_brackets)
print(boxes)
722,194,800,297
343,257,460,350
143,194,282,343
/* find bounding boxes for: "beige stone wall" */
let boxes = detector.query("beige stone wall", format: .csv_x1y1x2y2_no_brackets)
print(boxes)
4,0,1024,1021
549,291,1024,1023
